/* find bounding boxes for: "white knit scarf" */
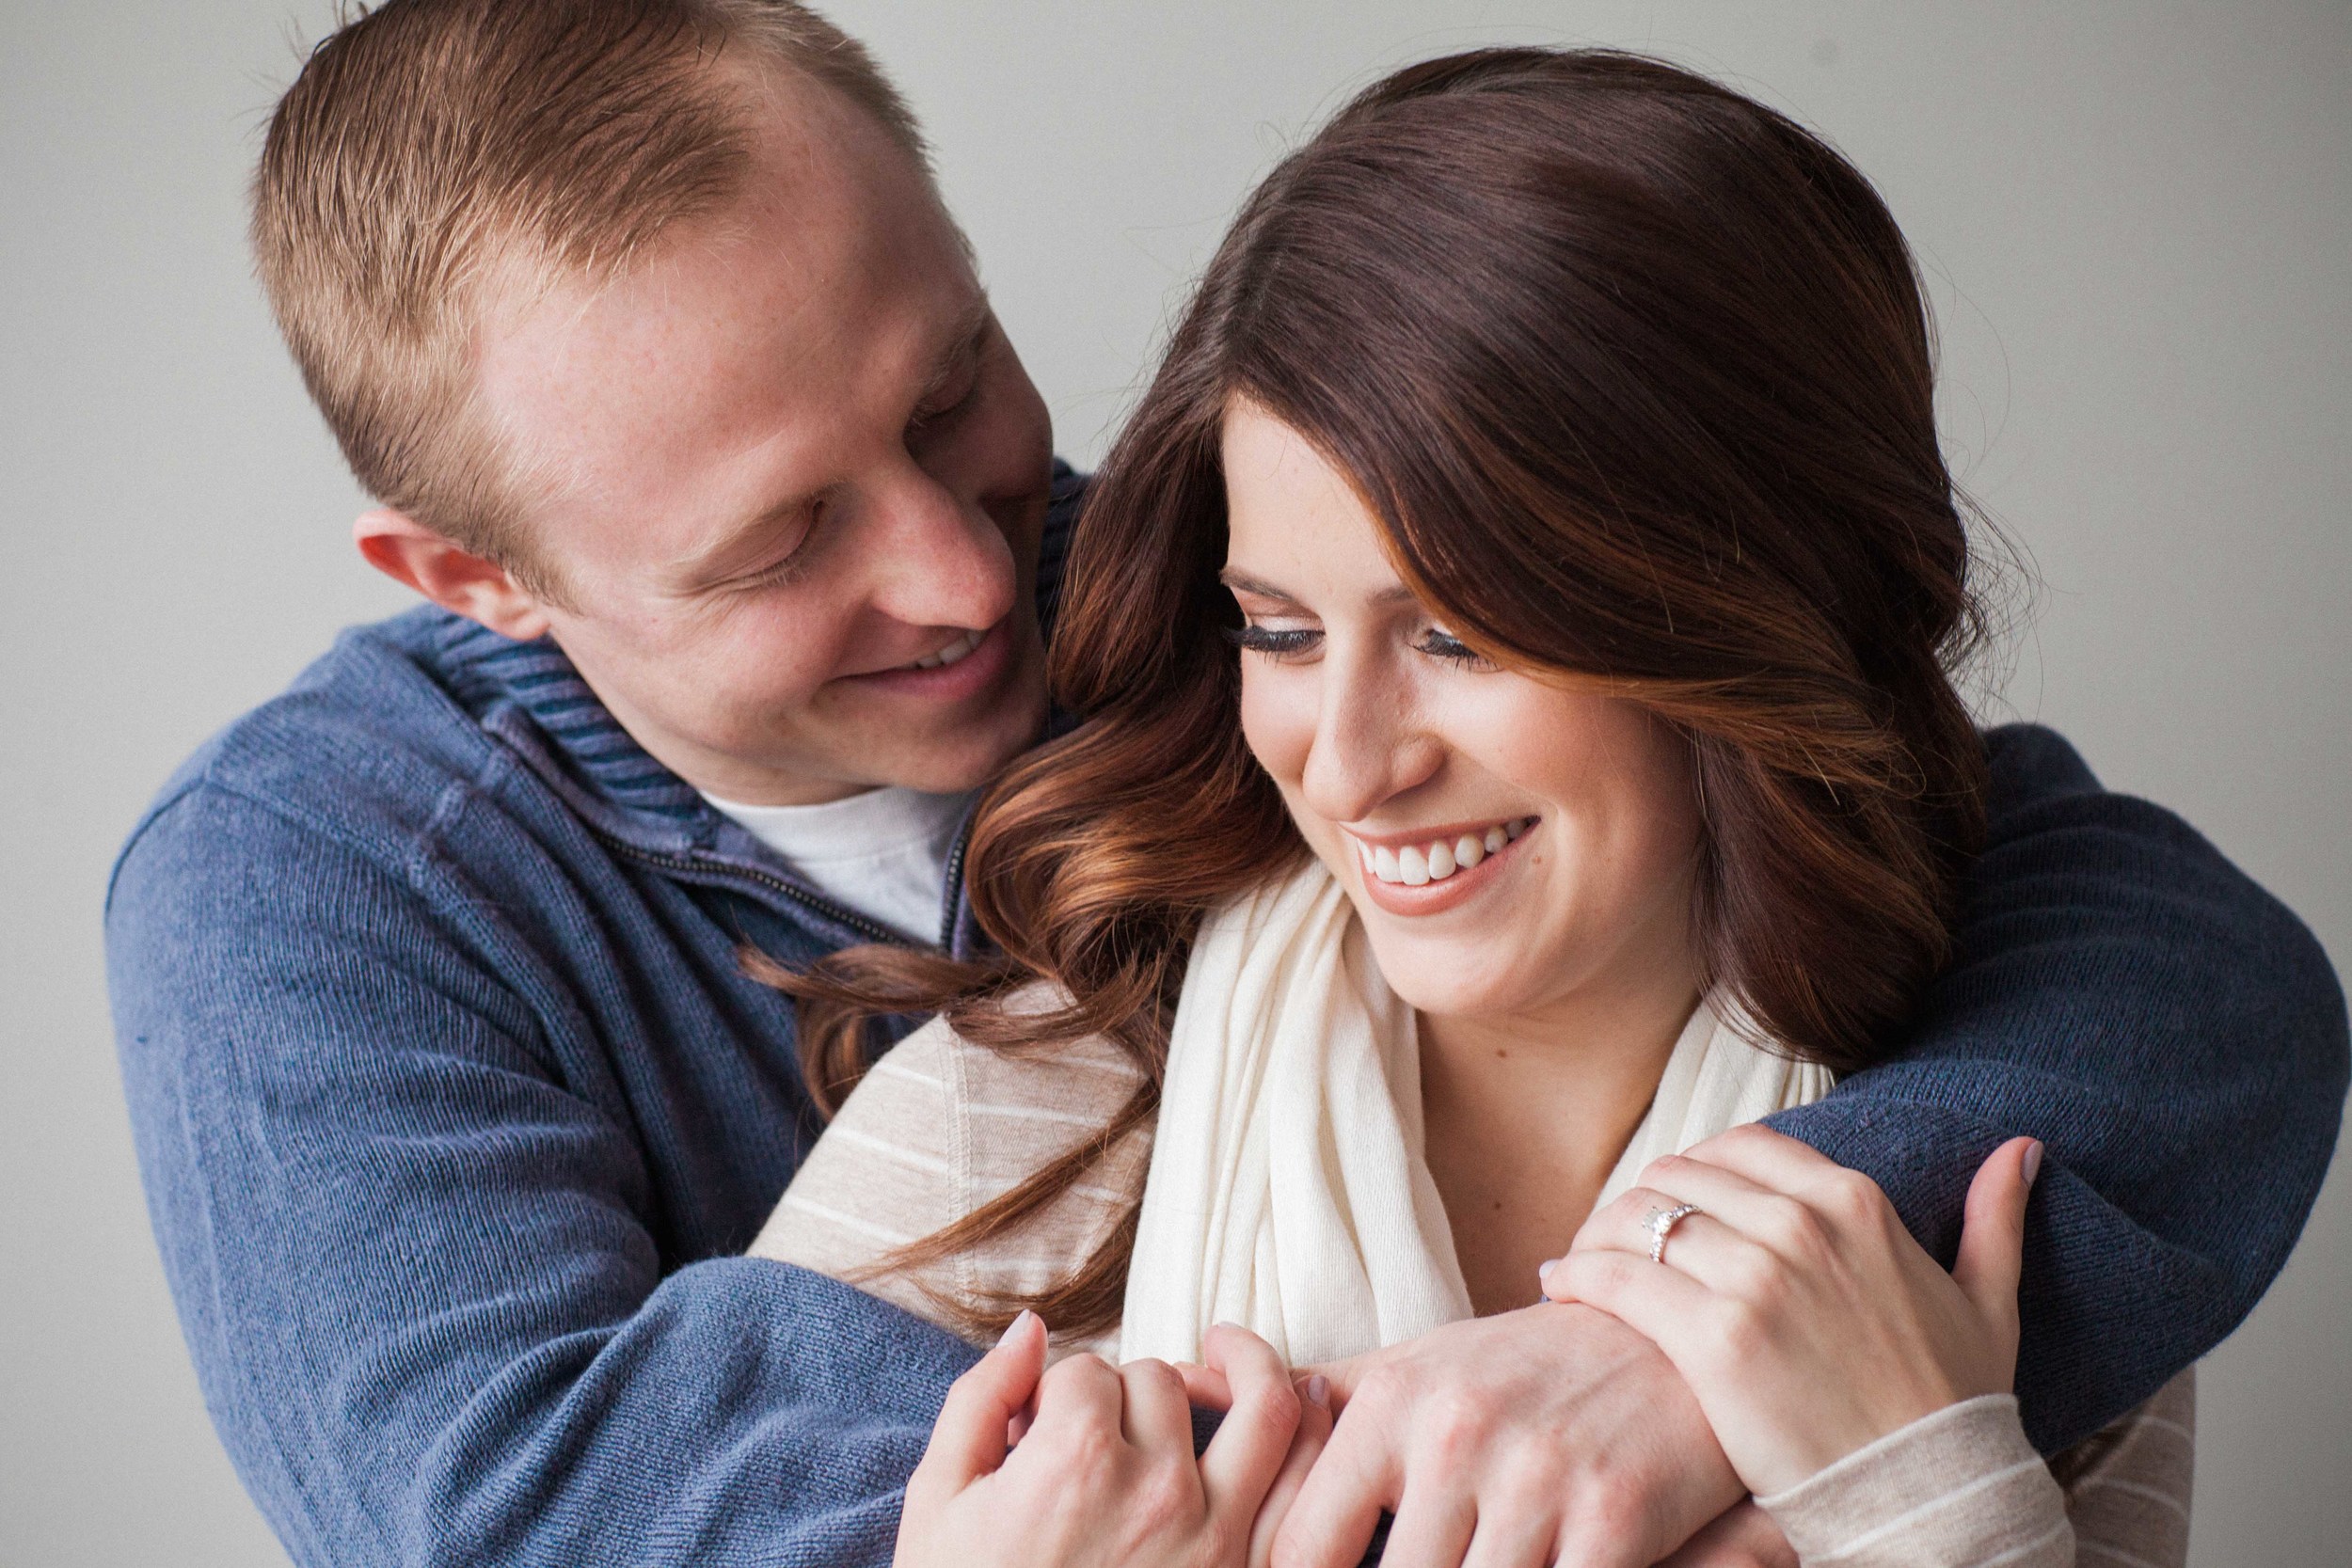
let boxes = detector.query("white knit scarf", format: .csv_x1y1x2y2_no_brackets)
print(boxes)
1118,859,1834,1366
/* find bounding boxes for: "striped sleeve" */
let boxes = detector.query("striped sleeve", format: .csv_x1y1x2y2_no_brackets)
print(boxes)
749,1008,1149,1358
1757,1395,2072,1566
2051,1369,2195,1568
1756,1370,2194,1567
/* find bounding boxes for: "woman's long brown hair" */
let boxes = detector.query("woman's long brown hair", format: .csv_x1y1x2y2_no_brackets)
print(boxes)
758,48,1993,1340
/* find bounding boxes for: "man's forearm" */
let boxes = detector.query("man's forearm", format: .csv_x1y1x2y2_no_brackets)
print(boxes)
108,786,971,1566
1771,724,2347,1450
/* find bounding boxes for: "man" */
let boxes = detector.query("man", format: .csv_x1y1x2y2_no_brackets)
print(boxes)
106,3,2344,1565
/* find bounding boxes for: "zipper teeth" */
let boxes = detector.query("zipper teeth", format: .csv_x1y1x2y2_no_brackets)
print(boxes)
594,831,910,948
938,811,977,951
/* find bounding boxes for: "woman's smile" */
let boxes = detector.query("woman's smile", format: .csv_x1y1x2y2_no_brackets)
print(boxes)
1345,816,1537,915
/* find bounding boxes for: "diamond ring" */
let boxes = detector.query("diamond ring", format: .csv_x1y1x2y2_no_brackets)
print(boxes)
1645,1202,1701,1265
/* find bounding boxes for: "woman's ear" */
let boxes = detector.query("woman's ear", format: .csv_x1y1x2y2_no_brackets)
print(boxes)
354,509,552,642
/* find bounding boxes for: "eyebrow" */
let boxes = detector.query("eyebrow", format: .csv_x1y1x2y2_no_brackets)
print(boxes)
1217,567,1419,607
913,294,993,409
675,297,996,589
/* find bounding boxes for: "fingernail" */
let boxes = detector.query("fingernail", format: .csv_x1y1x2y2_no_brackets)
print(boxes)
1536,1258,1561,1287
997,1308,1040,1347
2022,1140,2044,1186
1305,1374,1329,1408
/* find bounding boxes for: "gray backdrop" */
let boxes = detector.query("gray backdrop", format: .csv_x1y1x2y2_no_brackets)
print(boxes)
4,2,2345,1562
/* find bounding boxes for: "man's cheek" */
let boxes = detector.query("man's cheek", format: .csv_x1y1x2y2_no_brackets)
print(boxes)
679,629,830,732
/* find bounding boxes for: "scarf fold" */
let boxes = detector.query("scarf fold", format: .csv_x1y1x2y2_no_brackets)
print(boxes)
1119,860,1833,1366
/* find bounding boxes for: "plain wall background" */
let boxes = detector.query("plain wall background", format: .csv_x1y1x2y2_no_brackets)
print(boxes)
3,1,2344,1561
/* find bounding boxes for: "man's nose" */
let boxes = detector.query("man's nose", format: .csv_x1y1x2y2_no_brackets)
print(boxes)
863,465,1017,631
1297,657,1440,826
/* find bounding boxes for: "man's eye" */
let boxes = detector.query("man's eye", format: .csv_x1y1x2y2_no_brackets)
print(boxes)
909,370,981,436
723,506,822,594
741,552,809,591
1416,627,1490,666
1224,624,1322,657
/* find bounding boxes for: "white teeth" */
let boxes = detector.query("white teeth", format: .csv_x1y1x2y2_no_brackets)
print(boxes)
911,628,984,671
1357,819,1534,886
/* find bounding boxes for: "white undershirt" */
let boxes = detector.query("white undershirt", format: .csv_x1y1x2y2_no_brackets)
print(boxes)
699,785,975,944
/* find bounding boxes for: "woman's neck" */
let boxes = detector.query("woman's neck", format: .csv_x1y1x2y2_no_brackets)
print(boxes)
1417,969,1702,1317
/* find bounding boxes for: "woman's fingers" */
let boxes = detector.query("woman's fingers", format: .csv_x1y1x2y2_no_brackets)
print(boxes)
1199,1323,1303,1514
1674,1124,1842,1192
1573,1161,1786,1259
1624,1130,1911,1275
1120,1355,1203,1466
1538,1251,1718,1377
1246,1376,1333,1568
1952,1137,2042,1333
916,1309,1048,1492
1022,1347,1131,1469
1377,1478,1477,1568
1269,1396,1401,1568
1174,1358,1233,1412
1456,1500,1565,1568
1557,1187,1788,1306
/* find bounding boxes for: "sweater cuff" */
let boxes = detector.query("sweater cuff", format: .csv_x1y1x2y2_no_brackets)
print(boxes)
1756,1395,2071,1567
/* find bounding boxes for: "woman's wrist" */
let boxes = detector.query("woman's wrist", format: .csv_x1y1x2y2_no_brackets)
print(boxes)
1749,1368,1975,1496
1756,1395,2062,1567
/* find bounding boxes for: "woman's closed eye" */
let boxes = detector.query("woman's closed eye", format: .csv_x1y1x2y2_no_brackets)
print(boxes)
1415,626,1492,668
1226,620,1497,668
1227,622,1322,658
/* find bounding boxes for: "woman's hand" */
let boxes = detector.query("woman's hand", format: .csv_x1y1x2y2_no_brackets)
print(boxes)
895,1313,1330,1568
1538,1125,2042,1498
1275,1307,1749,1568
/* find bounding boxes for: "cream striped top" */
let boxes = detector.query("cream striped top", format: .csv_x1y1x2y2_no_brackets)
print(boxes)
752,1017,2195,1567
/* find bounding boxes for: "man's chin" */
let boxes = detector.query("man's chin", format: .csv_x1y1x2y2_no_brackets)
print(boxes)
843,677,1047,796
763,617,1047,797
877,708,1043,795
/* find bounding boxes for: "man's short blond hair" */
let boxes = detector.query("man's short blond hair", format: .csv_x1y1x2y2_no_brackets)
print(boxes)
252,0,927,587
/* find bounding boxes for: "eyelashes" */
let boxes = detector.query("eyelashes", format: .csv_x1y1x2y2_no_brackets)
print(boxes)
1224,624,1321,657
1223,622,1492,669
1416,628,1486,666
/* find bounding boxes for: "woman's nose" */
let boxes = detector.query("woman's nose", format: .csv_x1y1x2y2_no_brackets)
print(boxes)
1297,660,1440,826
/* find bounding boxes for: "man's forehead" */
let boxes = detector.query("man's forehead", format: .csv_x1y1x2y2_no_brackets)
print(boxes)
472,114,977,504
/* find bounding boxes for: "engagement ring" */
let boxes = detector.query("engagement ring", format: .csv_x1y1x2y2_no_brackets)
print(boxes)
1645,1202,1700,1265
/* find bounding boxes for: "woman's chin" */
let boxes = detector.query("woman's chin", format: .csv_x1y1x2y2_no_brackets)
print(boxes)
1362,939,1546,1026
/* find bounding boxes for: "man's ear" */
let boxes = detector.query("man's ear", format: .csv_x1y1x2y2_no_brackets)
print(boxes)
354,509,552,642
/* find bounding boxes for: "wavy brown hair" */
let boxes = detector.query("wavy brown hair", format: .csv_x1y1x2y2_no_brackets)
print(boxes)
760,47,1993,1340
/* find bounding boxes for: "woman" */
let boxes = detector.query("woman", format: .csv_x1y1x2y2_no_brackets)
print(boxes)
751,48,2193,1568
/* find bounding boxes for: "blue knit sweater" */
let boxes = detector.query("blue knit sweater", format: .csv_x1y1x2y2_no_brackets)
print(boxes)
107,477,2345,1567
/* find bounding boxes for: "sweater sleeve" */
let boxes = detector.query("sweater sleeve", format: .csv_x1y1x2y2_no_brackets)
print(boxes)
1756,1396,2072,1567
1756,1370,2196,1568
106,782,977,1568
1767,724,2347,1451
751,1010,1146,1360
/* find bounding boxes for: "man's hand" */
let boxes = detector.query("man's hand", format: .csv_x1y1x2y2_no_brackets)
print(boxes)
1275,1304,1746,1568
